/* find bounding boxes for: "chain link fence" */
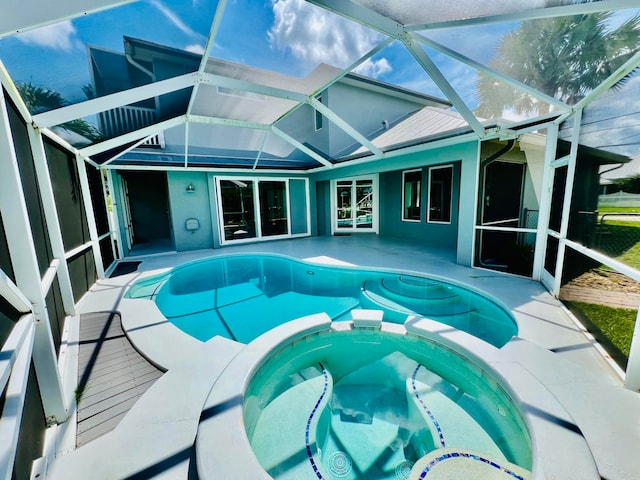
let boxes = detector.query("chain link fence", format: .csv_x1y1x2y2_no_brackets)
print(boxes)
594,213,640,270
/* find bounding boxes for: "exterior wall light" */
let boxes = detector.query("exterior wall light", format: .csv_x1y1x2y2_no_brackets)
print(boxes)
186,183,196,193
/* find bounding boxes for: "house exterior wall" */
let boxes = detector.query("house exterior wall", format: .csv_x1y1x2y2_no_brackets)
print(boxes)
276,103,330,157
311,140,480,265
326,82,426,157
167,171,214,252
314,180,330,236
152,58,198,120
289,179,309,235
165,173,313,248
378,162,461,248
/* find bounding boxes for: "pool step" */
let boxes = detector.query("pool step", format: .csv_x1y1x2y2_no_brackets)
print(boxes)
407,377,506,460
249,368,333,480
409,448,530,480
381,276,456,302
360,281,476,322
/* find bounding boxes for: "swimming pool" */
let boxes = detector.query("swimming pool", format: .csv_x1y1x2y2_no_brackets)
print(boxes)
125,254,517,347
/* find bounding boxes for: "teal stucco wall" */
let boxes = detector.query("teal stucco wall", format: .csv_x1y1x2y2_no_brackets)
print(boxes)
167,171,214,251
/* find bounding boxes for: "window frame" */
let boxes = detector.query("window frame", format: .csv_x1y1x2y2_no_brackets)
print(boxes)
401,168,422,222
427,164,454,225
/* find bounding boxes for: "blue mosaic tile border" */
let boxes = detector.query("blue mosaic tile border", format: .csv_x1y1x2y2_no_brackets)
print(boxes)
411,364,446,448
306,362,329,480
418,451,525,479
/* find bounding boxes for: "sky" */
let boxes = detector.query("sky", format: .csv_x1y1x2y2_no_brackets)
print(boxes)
0,0,511,108
1,0,640,159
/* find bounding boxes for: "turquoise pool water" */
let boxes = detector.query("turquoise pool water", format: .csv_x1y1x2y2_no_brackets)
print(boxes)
244,328,532,480
125,253,517,347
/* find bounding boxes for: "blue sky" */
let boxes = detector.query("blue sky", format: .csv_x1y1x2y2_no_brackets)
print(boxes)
1,0,639,139
0,0,511,109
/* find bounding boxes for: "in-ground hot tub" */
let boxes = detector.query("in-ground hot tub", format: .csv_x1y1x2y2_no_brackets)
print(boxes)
196,316,535,480
243,327,532,479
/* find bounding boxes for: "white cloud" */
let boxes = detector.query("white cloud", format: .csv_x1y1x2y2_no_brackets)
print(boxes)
268,0,391,75
16,21,80,51
150,0,204,41
185,44,205,55
355,58,392,77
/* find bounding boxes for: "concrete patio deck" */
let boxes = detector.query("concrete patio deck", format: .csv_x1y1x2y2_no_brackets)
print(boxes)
46,235,640,480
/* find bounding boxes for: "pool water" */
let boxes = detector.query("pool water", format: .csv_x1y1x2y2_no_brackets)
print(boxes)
125,254,517,347
243,328,532,480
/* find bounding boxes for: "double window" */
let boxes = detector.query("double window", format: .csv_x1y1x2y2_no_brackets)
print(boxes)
401,165,453,224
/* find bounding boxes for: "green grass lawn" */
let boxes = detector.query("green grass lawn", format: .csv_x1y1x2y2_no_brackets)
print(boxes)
598,206,640,214
596,220,640,269
565,301,636,368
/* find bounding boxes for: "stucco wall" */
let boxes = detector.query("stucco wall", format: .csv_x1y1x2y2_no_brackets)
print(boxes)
167,171,214,251
379,162,461,248
327,82,425,157
314,180,330,236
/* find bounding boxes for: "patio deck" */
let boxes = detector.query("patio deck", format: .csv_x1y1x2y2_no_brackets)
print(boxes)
48,235,640,480
76,311,163,447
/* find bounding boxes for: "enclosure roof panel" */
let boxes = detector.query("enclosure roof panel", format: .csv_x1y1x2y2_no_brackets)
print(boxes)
1,0,640,170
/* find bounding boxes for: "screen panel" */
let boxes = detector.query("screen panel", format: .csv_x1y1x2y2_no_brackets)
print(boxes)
6,92,53,276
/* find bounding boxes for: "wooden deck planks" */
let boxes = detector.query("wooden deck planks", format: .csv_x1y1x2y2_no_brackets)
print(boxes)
76,311,163,447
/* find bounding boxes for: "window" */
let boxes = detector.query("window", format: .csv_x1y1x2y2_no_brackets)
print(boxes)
314,96,323,131
402,169,422,221
428,165,453,223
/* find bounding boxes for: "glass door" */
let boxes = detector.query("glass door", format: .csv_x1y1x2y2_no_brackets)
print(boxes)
336,181,354,229
333,177,377,233
219,179,257,241
355,179,374,229
259,181,288,237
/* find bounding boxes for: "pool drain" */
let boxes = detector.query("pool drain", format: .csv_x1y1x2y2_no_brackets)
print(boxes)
395,460,413,480
327,451,352,478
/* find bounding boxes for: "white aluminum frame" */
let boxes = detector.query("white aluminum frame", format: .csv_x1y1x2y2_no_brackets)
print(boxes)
426,164,454,225
0,315,36,480
0,89,67,425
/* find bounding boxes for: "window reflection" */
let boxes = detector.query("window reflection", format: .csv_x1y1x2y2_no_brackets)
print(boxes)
402,169,421,221
259,181,288,237
220,180,256,241
428,165,452,223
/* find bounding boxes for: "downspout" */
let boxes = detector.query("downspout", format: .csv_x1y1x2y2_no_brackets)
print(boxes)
477,139,517,269
481,139,516,169
124,43,156,114
125,53,155,81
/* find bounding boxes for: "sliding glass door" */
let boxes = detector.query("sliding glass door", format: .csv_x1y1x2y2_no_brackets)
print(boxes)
219,179,257,241
218,178,295,244
259,181,288,237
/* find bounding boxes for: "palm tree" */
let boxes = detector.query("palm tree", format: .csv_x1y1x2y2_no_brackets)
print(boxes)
16,82,102,143
475,13,640,118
